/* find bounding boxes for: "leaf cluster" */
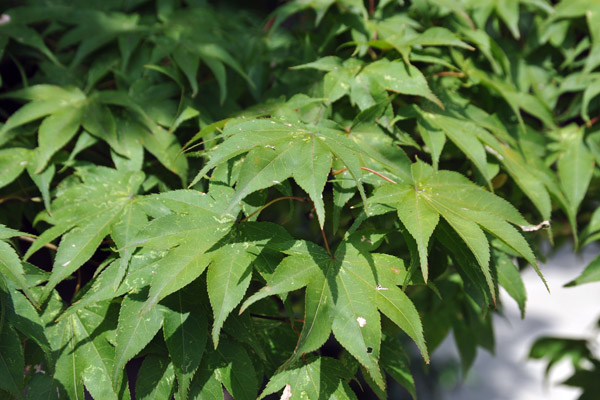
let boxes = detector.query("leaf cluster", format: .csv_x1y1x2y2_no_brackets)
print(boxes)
1,0,600,399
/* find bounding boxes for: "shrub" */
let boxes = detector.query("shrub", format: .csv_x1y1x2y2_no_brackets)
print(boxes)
0,0,598,399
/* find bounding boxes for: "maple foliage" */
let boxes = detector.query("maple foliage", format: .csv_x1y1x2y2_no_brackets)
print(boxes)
1,0,600,399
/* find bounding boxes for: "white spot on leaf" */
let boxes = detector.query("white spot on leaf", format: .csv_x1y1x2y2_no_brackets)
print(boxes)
357,317,367,327
280,384,292,400
0,14,11,25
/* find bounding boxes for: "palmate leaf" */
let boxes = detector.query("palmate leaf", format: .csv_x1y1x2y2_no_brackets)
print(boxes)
190,116,412,228
241,240,428,390
0,85,86,146
370,23,474,65
46,297,130,400
130,188,238,316
419,100,554,225
26,167,146,303
370,161,544,299
295,57,443,110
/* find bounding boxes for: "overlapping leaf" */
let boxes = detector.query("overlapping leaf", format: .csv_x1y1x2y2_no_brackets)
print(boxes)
370,161,544,299
190,116,415,228
241,239,428,390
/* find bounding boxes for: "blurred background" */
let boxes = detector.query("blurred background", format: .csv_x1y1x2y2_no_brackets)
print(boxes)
420,243,600,400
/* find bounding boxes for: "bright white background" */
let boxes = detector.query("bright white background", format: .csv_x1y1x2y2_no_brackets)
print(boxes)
434,243,600,400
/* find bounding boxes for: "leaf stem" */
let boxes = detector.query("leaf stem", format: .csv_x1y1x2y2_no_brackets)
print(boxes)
332,167,397,184
73,269,82,298
360,167,397,184
240,196,307,222
321,226,332,257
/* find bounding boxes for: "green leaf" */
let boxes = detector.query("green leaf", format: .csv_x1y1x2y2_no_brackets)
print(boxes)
371,161,541,300
566,255,600,287
259,356,354,399
205,339,258,400
0,86,85,139
371,184,439,282
135,356,175,400
359,59,443,109
190,117,380,223
381,336,416,399
163,292,208,399
557,127,595,224
113,290,165,389
0,240,37,306
0,148,31,189
494,251,527,318
40,168,145,302
417,112,491,186
74,302,130,400
243,241,427,389
0,325,24,399
207,234,260,347
188,360,224,400
289,136,333,227
2,288,52,368
35,106,83,172
495,0,520,39
46,304,85,399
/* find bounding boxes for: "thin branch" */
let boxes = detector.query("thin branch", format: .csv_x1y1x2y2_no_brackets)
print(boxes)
586,116,599,128
433,71,466,78
240,196,307,222
17,236,58,251
0,195,40,204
